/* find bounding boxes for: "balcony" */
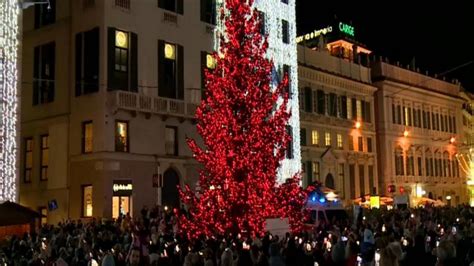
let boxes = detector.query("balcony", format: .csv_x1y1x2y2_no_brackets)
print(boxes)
109,91,198,119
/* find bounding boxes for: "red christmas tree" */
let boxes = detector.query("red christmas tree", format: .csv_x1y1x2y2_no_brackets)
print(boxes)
179,0,306,239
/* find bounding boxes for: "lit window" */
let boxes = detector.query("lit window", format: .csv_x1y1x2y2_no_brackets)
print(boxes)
82,185,93,217
312,162,320,181
40,135,49,181
337,134,343,149
325,132,331,147
39,207,47,225
82,121,93,153
356,100,362,120
114,30,128,72
115,121,129,152
404,107,409,126
347,99,352,119
311,130,319,145
206,54,216,69
24,138,33,183
164,43,176,60
115,30,128,48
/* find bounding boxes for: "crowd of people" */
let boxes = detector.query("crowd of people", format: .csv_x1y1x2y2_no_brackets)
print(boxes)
2,204,474,266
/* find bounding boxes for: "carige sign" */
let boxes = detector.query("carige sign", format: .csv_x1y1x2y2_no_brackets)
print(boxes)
338,22,354,37
296,22,356,43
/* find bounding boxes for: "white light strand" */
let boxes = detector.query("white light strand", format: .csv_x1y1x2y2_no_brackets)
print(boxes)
216,0,301,183
252,0,301,184
0,0,20,202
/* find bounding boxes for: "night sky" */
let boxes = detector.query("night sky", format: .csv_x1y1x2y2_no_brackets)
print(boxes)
296,1,474,91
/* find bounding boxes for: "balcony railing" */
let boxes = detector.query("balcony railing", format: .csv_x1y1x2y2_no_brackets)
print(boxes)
109,91,197,119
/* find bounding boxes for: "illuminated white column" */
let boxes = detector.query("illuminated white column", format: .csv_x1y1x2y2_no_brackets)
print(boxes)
0,0,20,202
216,0,301,184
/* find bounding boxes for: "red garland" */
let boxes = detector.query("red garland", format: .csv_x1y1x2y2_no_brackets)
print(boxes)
178,0,307,239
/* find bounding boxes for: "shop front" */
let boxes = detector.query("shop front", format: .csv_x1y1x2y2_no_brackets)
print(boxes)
112,180,133,219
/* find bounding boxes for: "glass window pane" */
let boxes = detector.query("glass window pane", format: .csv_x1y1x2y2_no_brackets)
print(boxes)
26,152,33,167
83,186,93,217
112,196,119,219
42,150,49,165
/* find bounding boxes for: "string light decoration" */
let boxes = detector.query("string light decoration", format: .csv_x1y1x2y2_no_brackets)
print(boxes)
456,149,474,206
179,0,307,239
216,0,301,184
0,0,20,202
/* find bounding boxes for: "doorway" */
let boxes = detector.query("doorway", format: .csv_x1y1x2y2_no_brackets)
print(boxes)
112,196,132,219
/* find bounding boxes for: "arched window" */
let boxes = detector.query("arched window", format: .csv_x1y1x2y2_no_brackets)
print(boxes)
162,168,180,209
325,173,335,189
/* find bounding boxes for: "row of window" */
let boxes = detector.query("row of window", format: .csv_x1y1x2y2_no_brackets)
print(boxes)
23,135,49,183
300,87,372,123
392,104,457,133
113,121,178,156
34,28,220,104
303,162,375,199
300,129,373,152
23,122,179,182
36,0,291,42
394,154,460,178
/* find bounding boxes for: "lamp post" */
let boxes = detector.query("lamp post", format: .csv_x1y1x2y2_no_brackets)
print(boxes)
446,195,452,207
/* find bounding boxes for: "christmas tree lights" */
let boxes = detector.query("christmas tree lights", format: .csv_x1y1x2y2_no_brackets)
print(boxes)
179,0,306,239
0,0,20,202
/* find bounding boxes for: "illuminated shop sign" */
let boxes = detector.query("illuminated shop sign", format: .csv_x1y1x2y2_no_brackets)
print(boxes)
296,22,355,43
113,180,133,196
339,22,355,37
296,26,332,43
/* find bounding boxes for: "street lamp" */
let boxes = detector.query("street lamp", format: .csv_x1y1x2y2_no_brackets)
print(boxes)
403,129,409,137
446,195,452,207
355,121,361,129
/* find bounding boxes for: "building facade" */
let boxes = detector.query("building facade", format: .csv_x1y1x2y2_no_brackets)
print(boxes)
298,44,378,204
19,0,216,224
372,60,466,206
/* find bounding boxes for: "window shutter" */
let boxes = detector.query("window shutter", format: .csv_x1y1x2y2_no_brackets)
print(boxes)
158,40,165,97
306,161,313,185
34,5,41,29
48,43,56,103
304,87,312,113
361,100,366,122
351,98,357,121
341,96,347,119
200,0,206,21
158,0,165,8
107,27,116,90
75,32,83,96
300,128,306,146
33,46,40,105
365,101,371,122
201,51,207,98
130,32,138,92
177,44,184,100
177,0,184,14
84,27,100,94
286,126,293,159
